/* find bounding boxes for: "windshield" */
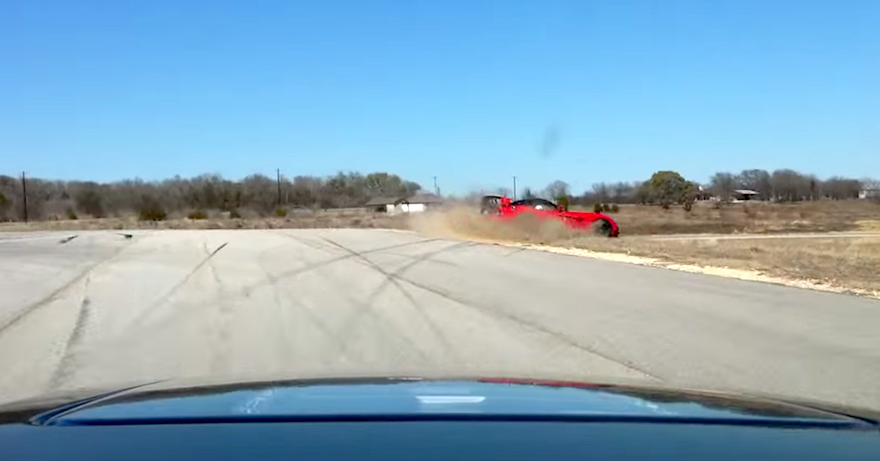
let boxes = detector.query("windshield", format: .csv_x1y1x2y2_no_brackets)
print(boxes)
1,0,879,416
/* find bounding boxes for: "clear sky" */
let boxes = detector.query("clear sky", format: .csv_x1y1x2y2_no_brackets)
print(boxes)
2,0,878,194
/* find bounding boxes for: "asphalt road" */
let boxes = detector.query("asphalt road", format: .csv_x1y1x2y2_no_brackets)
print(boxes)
1,229,878,410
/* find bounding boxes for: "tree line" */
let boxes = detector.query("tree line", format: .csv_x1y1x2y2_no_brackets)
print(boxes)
526,169,877,206
0,172,422,221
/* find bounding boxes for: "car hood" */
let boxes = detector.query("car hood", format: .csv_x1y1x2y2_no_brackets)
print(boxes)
1,376,874,427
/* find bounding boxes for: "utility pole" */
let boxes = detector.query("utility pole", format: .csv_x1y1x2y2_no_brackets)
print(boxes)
20,171,28,223
276,168,282,206
513,176,517,200
433,176,439,196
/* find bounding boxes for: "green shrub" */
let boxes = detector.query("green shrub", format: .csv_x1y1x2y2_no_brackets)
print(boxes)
187,209,208,220
274,206,288,217
611,204,620,213
593,203,603,213
65,206,78,220
602,203,611,212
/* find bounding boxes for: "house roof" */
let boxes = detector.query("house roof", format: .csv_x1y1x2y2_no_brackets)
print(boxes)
407,193,443,204
733,189,759,195
364,196,400,206
364,193,444,207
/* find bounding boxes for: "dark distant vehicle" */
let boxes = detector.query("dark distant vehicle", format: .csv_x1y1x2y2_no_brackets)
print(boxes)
1,376,878,460
480,195,619,237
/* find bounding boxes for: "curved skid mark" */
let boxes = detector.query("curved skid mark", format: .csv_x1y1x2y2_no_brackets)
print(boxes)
325,238,478,359
275,234,459,361
236,237,442,296
396,275,663,381
0,240,131,335
128,241,229,328
258,261,357,361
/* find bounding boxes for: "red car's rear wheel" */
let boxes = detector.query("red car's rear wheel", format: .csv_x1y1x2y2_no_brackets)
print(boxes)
592,219,614,237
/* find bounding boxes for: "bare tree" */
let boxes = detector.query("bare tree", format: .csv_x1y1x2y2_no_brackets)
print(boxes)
591,183,610,203
822,177,861,199
709,172,737,201
543,180,570,199
737,169,771,196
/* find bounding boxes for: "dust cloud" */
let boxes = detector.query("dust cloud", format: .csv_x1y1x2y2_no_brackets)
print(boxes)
408,206,584,245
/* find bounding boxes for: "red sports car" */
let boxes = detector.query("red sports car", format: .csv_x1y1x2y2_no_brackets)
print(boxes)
480,195,619,237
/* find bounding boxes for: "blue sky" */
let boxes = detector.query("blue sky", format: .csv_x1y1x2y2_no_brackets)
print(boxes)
2,0,878,194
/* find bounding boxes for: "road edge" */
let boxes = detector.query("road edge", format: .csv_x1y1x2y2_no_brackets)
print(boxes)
489,240,880,300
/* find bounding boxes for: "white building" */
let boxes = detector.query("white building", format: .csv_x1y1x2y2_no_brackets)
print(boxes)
364,194,444,214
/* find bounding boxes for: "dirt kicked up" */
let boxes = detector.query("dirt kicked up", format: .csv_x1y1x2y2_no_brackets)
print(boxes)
410,207,880,299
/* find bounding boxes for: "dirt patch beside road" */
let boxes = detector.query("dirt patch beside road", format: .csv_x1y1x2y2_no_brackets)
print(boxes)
412,207,880,297
561,235,880,297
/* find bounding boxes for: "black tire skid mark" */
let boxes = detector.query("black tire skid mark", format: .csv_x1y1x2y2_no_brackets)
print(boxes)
58,235,78,245
324,238,478,360
0,238,133,335
202,243,234,374
127,241,229,329
237,236,442,298
275,233,430,361
251,237,355,361
256,259,356,363
49,275,94,391
394,275,663,381
279,231,459,268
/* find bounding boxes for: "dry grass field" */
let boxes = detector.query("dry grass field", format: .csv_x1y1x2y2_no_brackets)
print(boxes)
0,210,410,232
411,203,880,295
580,200,880,235
568,235,880,294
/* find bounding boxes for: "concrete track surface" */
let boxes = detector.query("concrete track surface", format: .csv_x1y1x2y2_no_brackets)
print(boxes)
0,229,878,409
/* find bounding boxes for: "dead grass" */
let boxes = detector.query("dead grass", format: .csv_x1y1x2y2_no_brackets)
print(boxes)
0,211,411,232
567,236,880,294
413,206,880,296
589,200,880,235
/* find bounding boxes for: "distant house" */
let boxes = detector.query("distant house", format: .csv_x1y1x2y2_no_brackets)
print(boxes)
731,189,759,202
364,193,444,214
693,185,711,201
860,189,880,200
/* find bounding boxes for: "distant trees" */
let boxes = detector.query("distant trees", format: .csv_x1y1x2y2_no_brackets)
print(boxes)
565,168,870,207
0,171,423,222
645,171,694,206
542,180,570,200
72,182,105,218
703,169,866,201
708,172,737,201
737,169,772,196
